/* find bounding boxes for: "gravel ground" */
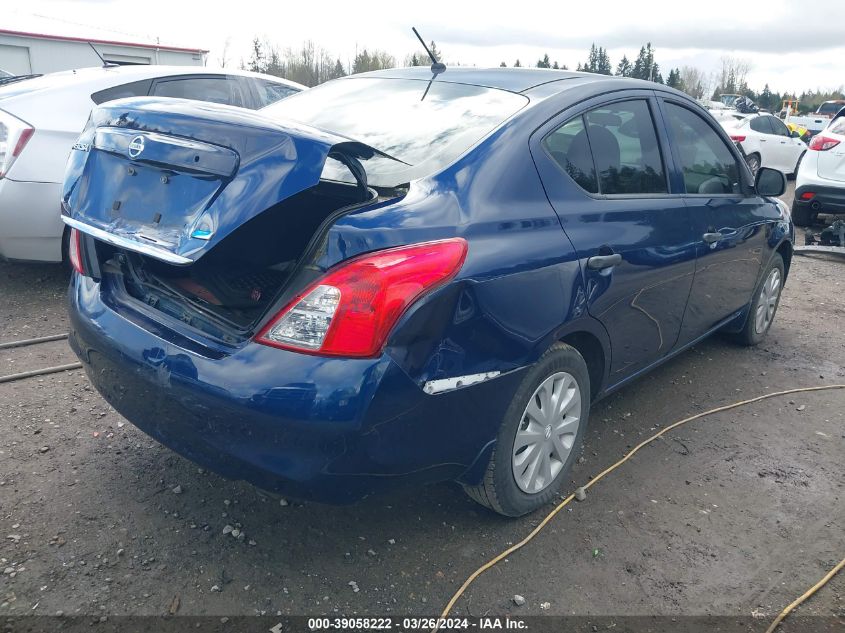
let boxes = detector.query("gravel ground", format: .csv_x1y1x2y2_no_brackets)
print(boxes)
1,184,843,624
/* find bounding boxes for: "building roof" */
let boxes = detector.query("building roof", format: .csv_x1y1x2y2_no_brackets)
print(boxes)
0,12,207,54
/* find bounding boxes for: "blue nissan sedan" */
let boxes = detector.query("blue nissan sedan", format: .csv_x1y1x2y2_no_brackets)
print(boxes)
61,68,793,516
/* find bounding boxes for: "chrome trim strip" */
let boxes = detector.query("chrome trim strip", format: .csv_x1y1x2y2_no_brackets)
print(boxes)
62,216,193,265
423,371,502,395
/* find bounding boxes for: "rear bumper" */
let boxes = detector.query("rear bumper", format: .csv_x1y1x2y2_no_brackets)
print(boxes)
0,178,64,262
794,184,845,214
68,273,521,503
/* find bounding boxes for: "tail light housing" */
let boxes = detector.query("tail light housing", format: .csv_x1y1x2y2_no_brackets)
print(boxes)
0,109,34,179
729,134,746,143
809,135,840,151
257,238,468,357
68,228,85,275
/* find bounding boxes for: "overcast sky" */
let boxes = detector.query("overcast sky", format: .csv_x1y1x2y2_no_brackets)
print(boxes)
7,0,845,94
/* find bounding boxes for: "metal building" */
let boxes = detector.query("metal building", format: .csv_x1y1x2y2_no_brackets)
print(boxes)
0,25,207,76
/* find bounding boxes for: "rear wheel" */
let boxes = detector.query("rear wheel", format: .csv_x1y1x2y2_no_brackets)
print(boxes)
746,153,761,178
463,343,590,517
734,254,784,346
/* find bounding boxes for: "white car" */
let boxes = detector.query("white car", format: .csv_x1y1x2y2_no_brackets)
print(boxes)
719,112,806,178
0,65,304,263
792,108,845,227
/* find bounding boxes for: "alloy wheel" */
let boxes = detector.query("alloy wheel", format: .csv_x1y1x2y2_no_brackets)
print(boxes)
754,267,781,334
512,371,581,494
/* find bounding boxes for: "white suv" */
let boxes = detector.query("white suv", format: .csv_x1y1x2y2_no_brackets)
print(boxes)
719,112,806,178
793,108,845,226
0,66,304,263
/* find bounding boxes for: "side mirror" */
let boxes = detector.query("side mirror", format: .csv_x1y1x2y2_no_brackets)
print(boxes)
755,167,786,197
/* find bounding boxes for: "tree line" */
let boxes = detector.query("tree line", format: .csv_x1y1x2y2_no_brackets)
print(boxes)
236,38,843,114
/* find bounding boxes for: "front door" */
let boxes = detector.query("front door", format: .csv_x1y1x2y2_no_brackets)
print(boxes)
533,95,699,383
659,100,776,344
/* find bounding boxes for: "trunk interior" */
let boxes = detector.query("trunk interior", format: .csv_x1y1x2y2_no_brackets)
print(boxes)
109,180,378,341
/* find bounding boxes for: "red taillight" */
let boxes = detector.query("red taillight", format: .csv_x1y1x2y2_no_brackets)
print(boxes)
809,135,840,151
68,228,85,274
13,128,34,158
256,238,468,357
800,191,815,200
730,135,746,142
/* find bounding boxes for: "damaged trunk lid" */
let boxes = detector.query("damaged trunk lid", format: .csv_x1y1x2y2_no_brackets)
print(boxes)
62,97,390,264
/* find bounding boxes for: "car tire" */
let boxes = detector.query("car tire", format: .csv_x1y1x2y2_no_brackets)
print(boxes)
746,153,761,178
791,201,812,227
463,342,590,517
733,253,785,346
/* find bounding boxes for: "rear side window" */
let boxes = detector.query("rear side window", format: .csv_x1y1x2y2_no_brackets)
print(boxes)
151,76,245,107
750,116,774,134
543,117,598,193
544,99,666,196
829,117,845,135
664,103,741,195
584,100,667,195
255,79,299,107
91,79,152,105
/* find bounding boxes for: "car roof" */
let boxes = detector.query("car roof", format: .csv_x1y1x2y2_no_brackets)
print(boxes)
349,66,610,93
0,65,305,101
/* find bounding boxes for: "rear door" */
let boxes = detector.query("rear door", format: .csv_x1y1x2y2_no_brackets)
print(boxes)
532,92,698,382
658,99,777,344
817,115,845,181
768,115,805,173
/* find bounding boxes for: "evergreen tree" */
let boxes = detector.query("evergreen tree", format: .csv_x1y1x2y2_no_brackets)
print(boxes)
514,59,522,67
615,55,632,77
552,61,559,69
500,61,507,67
247,37,265,73
596,47,612,75
332,59,346,79
666,68,681,89
536,53,551,69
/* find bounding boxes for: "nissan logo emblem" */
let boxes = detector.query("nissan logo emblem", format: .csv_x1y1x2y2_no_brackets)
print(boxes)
128,135,145,158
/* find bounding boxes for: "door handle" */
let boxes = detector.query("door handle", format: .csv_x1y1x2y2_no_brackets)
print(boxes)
703,232,722,244
587,253,622,270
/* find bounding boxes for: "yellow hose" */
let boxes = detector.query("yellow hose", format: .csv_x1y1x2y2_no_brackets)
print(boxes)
436,384,845,633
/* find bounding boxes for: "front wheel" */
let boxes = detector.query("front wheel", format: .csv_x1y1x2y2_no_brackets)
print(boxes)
733,254,785,346
463,343,590,517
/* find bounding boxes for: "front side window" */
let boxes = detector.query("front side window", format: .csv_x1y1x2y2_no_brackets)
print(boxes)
664,103,742,195
769,117,790,137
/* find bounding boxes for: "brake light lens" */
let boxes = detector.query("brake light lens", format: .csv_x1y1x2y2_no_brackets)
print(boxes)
729,135,746,143
800,191,815,200
0,109,34,179
809,135,840,151
257,238,468,357
68,228,85,275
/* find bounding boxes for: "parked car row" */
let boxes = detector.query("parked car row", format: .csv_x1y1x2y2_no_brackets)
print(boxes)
718,111,807,178
60,67,794,516
0,65,304,263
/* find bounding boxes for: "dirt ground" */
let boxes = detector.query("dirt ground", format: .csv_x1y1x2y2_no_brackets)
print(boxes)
1,183,843,626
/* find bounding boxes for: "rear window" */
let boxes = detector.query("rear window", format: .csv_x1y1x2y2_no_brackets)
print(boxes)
818,102,844,115
262,77,528,187
91,79,152,105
